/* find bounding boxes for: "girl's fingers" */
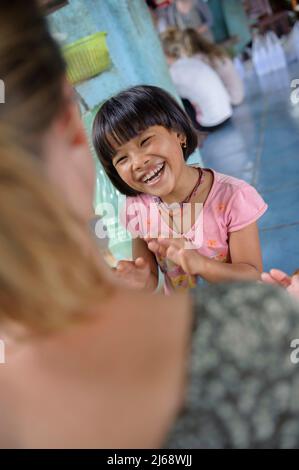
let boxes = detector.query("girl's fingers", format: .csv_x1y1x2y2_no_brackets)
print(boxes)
155,237,172,246
147,240,160,255
116,260,134,272
135,257,146,268
166,246,192,273
148,238,186,265
116,261,125,271
147,240,159,252
166,245,181,264
117,258,148,272
166,245,177,257
157,237,184,249
148,240,167,257
269,269,292,287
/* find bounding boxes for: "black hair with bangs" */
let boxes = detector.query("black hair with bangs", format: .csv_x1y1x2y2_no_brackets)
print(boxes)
92,85,198,196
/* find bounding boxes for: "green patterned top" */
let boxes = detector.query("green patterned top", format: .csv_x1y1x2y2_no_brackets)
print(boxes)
166,282,299,449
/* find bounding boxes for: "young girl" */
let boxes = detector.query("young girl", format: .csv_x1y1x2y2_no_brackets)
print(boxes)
181,27,244,106
92,85,267,293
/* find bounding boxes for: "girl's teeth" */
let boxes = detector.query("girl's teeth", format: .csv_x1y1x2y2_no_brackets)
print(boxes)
143,164,163,183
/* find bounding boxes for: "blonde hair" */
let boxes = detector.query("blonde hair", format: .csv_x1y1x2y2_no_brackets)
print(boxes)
161,27,228,65
0,0,111,332
0,129,112,334
160,28,185,60
0,0,66,156
0,1,112,334
182,28,228,64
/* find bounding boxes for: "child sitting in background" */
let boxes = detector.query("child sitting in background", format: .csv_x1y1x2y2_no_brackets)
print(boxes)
182,28,244,106
160,28,232,131
92,85,267,294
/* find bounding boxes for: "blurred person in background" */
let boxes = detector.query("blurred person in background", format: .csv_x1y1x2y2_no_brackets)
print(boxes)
182,28,244,106
161,28,232,130
156,0,214,41
243,0,272,20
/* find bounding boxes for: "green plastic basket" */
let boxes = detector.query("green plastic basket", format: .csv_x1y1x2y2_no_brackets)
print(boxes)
63,32,110,85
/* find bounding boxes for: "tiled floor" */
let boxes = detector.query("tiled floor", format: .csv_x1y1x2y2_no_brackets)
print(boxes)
199,62,299,274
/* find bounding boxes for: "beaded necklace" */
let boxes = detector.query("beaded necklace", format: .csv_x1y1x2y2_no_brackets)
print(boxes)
155,167,204,235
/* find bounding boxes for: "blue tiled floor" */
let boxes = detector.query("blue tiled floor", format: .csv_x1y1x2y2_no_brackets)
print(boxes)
200,62,299,274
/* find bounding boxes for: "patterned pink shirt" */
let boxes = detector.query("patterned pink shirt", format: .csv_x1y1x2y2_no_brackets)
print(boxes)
121,169,268,294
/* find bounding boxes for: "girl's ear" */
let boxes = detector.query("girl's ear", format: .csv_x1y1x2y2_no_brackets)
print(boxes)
177,133,187,147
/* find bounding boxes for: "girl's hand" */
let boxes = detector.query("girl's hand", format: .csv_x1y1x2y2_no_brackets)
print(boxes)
261,269,299,300
147,237,207,275
114,257,153,291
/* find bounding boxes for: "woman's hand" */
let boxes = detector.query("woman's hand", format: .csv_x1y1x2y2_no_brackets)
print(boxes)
261,269,299,300
114,257,154,291
288,276,299,299
261,269,292,287
147,237,207,275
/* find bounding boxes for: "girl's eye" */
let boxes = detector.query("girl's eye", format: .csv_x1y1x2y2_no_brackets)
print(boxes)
140,136,152,146
115,156,127,166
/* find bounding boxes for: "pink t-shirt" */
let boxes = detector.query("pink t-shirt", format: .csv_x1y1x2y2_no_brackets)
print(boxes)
121,169,268,294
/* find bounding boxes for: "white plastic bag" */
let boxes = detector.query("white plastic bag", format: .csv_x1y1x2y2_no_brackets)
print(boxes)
252,32,287,76
265,31,287,71
252,35,270,75
233,56,245,79
286,22,299,62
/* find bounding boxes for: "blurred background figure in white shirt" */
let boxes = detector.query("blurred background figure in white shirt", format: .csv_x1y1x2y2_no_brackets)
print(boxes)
182,27,244,106
161,28,232,131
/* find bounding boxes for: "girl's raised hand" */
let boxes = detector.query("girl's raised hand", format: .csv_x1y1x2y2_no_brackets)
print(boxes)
114,257,152,291
147,237,206,275
146,238,168,259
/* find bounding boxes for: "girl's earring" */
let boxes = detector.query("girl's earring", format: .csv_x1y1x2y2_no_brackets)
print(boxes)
181,142,187,149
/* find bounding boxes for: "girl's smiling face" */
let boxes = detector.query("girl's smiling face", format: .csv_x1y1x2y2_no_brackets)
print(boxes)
112,125,187,198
